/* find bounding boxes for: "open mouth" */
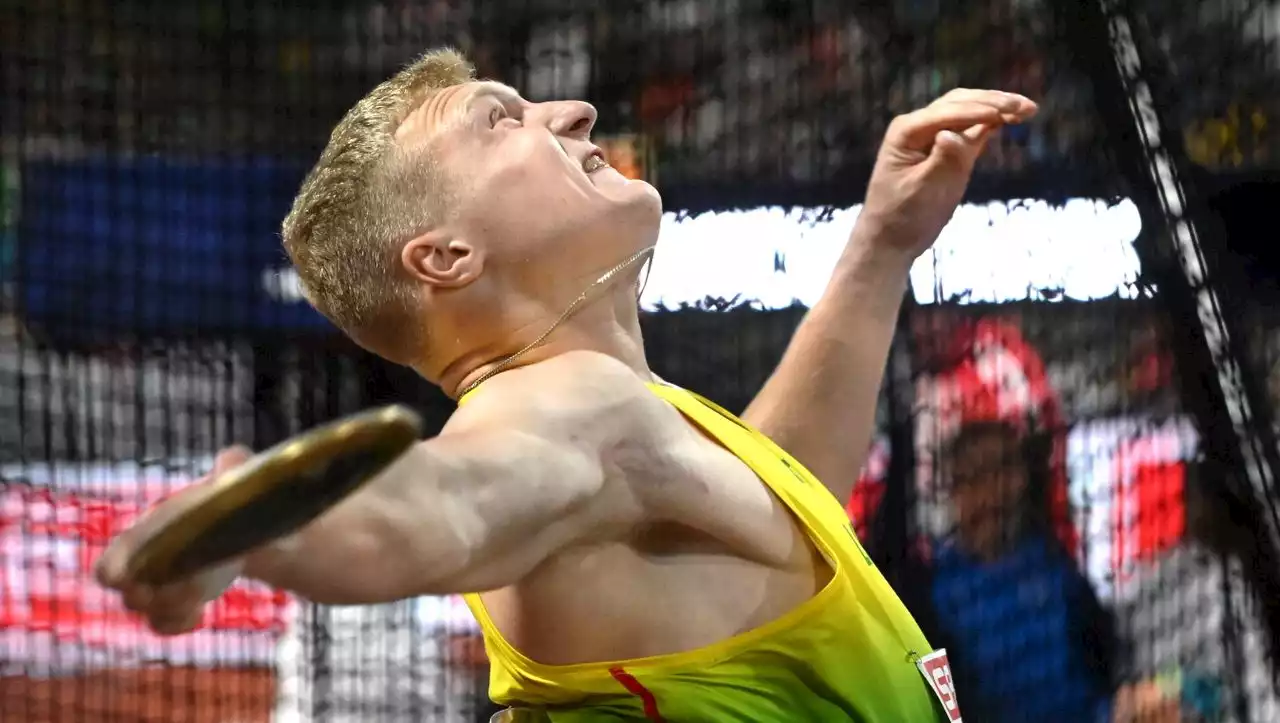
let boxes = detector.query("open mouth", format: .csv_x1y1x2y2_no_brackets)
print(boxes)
583,150,610,174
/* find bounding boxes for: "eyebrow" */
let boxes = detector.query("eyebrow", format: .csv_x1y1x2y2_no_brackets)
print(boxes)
398,82,523,143
463,83,523,114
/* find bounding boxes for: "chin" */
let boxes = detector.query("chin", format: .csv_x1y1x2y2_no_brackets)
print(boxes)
610,179,663,236
538,179,661,265
611,197,661,263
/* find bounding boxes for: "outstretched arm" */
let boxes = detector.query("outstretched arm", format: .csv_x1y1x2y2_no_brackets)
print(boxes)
96,372,642,631
244,422,617,603
742,89,1038,502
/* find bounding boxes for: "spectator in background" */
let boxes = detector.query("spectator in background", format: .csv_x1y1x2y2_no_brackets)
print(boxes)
902,418,1117,723
878,320,1095,723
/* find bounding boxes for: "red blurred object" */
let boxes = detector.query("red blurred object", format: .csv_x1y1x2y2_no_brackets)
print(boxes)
0,483,292,639
638,77,694,127
1128,349,1173,396
847,480,886,541
923,318,1079,556
846,439,889,540
0,480,288,723
1112,437,1187,579
1130,461,1187,561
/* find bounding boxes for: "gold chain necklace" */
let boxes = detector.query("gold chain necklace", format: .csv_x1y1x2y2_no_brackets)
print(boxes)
456,245,656,399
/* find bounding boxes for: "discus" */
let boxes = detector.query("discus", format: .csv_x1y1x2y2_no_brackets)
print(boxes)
123,405,424,586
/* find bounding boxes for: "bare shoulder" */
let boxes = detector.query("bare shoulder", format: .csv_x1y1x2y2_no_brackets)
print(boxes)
446,352,690,518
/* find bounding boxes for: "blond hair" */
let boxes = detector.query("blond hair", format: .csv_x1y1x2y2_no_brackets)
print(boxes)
281,48,475,351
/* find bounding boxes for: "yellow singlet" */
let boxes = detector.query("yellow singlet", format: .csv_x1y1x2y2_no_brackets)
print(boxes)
462,382,944,721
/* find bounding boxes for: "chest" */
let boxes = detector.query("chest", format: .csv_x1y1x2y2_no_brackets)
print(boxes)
479,393,844,666
619,402,810,570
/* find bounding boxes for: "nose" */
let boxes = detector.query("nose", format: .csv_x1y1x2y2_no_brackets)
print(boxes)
544,100,597,139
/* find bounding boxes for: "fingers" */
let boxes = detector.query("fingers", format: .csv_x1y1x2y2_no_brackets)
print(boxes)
118,581,201,615
98,571,208,637
148,587,205,636
935,88,1038,119
888,90,1037,150
152,580,205,610
213,445,253,476
93,509,159,590
887,101,1002,149
931,123,996,164
120,582,153,612
960,122,994,144
930,130,975,163
94,541,130,589
923,128,994,175
95,443,252,589
93,443,250,637
117,580,207,636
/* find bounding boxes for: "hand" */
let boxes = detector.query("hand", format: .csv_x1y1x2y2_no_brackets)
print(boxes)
859,89,1038,261
94,445,253,636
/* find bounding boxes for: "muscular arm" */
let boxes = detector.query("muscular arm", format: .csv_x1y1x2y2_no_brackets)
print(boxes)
741,223,912,502
244,391,634,604
740,89,1032,501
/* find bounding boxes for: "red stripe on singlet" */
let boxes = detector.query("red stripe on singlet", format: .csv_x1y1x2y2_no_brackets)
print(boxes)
608,667,665,722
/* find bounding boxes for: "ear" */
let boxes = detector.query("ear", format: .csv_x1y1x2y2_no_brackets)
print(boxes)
401,230,484,289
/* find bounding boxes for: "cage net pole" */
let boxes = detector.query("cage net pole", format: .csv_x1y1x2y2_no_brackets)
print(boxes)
1061,0,1280,548
1060,0,1280,713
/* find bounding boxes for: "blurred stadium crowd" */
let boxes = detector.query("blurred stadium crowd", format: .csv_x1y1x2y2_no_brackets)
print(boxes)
3,1,1280,722
3,0,1276,181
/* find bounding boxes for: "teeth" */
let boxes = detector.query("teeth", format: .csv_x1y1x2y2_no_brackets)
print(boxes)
584,155,608,173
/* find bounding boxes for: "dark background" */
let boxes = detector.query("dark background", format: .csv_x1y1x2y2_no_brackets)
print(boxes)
2,0,1280,721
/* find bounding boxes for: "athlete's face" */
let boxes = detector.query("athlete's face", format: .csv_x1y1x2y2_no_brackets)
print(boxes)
400,81,662,286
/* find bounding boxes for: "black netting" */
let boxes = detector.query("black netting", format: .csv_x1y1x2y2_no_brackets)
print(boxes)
3,0,1280,722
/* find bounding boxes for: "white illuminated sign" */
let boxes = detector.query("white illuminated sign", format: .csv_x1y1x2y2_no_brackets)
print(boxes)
262,198,1146,311
642,197,1145,309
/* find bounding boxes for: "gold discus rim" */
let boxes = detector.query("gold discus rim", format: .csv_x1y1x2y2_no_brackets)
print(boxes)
124,404,424,585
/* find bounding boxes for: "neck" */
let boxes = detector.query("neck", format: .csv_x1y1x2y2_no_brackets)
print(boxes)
433,283,651,399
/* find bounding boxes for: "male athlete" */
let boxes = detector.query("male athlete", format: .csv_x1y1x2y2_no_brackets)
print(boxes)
97,48,1036,721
